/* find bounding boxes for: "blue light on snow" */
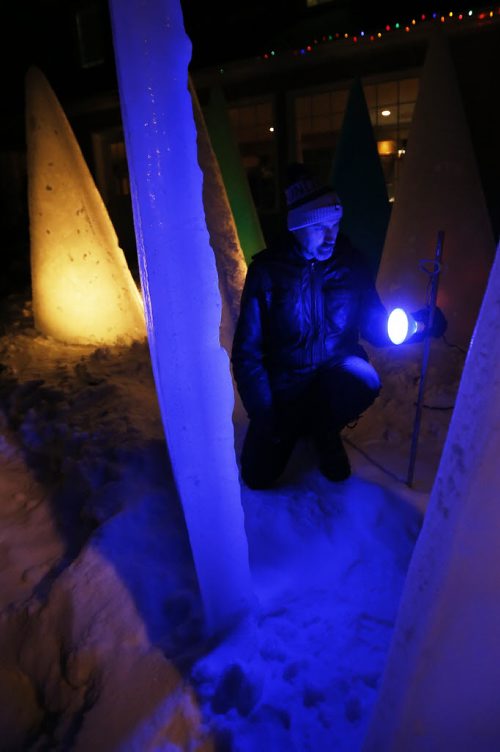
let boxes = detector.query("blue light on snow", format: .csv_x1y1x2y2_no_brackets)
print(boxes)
387,307,417,345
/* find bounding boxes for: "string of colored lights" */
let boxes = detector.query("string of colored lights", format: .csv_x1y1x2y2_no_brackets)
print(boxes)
255,6,500,62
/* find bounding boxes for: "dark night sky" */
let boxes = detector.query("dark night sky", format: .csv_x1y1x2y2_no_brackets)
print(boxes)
0,1,491,133
180,0,444,66
1,0,499,292
0,1,491,145
3,1,448,77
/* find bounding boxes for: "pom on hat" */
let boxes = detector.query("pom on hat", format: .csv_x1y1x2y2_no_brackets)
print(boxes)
285,163,343,231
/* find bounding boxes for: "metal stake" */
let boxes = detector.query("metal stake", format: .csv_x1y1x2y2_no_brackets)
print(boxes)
407,230,445,487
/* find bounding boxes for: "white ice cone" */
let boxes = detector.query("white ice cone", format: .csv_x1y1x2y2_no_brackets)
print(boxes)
363,243,500,750
376,29,495,352
189,78,247,356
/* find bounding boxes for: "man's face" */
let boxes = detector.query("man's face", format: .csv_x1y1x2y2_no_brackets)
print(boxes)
293,219,341,261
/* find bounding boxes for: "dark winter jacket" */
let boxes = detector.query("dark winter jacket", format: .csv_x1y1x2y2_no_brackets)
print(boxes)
231,232,389,419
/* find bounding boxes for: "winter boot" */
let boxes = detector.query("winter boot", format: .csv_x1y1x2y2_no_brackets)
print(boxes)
316,431,351,482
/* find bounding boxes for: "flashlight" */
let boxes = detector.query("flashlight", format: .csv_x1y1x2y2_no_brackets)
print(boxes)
387,307,419,345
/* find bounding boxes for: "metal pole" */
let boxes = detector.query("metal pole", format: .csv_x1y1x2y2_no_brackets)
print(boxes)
407,230,445,487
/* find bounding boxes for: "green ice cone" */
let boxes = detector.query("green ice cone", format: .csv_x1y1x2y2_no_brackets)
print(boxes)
205,86,265,264
331,77,390,276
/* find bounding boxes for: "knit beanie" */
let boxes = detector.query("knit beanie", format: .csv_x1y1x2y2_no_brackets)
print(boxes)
285,163,343,231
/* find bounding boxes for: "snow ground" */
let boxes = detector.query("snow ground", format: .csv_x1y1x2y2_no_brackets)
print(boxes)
0,293,463,751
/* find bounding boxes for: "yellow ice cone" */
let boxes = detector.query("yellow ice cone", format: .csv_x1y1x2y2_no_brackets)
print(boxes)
25,66,146,345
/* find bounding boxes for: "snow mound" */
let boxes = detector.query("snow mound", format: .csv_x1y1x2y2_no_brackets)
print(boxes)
0,294,459,750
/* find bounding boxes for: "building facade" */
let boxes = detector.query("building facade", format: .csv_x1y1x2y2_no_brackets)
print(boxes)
2,2,500,288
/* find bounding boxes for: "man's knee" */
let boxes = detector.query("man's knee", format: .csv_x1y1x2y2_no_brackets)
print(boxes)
317,357,381,401
314,357,381,428
340,356,381,394
343,359,381,417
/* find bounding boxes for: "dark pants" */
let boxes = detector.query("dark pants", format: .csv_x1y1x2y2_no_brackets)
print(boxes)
240,356,381,489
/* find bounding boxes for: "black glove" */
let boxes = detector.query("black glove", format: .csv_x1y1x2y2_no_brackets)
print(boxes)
411,306,448,338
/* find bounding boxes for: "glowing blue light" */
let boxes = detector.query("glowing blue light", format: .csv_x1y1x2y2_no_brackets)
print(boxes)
388,307,418,345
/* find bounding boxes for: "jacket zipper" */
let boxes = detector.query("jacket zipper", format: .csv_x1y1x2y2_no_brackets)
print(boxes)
310,261,323,365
